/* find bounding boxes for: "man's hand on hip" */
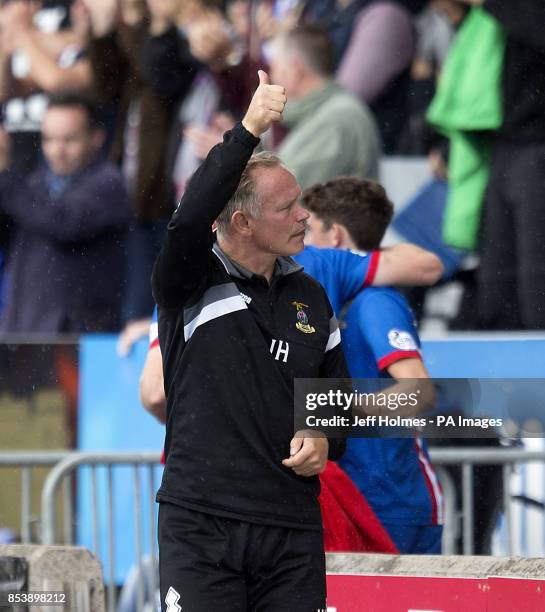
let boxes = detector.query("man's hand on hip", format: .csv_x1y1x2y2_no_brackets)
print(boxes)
282,432,329,477
242,70,287,137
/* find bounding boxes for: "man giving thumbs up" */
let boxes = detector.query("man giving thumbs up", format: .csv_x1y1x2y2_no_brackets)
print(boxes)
153,71,348,611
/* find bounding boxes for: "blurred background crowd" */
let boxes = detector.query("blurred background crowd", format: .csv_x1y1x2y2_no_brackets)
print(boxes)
0,0,541,337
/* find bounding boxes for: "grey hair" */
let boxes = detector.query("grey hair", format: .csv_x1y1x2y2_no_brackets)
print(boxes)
216,151,286,235
275,24,335,78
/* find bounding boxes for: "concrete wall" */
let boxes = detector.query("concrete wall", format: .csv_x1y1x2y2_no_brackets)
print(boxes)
0,545,104,612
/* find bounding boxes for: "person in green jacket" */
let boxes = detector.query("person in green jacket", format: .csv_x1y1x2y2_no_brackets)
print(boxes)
270,23,381,190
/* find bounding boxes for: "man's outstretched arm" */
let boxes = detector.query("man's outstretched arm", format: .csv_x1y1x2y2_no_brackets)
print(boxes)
152,70,286,308
374,243,443,287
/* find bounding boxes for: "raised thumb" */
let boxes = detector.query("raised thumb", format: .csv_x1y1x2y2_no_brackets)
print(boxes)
258,70,270,86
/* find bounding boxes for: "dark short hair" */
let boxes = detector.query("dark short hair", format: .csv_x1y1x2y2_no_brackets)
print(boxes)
302,177,394,250
282,23,334,77
46,91,100,131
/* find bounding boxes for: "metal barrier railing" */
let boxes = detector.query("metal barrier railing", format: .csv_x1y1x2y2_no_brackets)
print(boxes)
40,452,161,612
0,452,71,544
2,448,545,610
429,447,545,556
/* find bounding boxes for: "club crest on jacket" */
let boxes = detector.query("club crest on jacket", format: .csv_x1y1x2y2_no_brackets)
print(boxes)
292,301,315,334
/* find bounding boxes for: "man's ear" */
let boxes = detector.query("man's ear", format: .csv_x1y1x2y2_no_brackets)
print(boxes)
290,57,308,84
330,223,346,248
231,210,252,236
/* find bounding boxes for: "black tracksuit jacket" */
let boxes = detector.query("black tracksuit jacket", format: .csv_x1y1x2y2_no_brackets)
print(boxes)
152,123,348,529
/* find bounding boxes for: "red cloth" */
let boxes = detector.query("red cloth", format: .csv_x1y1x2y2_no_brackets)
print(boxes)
319,461,399,553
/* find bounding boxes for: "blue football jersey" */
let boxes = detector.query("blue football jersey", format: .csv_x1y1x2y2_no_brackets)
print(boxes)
338,287,443,525
294,246,379,316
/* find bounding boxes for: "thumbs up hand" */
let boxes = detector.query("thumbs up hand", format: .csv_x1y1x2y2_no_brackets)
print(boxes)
258,69,270,86
242,70,287,137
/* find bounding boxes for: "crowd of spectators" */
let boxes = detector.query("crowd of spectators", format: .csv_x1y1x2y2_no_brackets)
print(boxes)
0,0,541,335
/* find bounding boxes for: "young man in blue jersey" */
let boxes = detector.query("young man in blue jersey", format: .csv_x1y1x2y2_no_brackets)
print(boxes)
303,176,443,554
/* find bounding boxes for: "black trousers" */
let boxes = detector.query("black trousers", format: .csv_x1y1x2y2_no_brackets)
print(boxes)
477,142,545,329
158,502,327,612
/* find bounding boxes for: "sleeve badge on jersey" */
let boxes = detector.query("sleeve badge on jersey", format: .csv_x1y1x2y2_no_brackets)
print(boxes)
292,301,316,334
388,329,418,351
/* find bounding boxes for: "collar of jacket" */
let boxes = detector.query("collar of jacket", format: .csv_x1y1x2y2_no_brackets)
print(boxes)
282,80,340,128
43,157,102,199
212,243,302,281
